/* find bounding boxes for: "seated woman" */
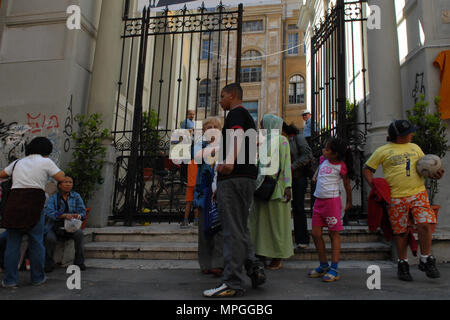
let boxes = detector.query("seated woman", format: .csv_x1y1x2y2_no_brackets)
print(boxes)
43,176,86,272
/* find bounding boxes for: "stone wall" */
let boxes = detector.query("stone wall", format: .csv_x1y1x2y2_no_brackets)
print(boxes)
0,0,101,171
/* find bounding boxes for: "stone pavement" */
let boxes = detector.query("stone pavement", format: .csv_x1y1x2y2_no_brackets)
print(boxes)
0,263,449,301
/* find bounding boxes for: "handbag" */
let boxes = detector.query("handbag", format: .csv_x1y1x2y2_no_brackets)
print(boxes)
254,169,281,201
0,160,19,218
204,197,221,237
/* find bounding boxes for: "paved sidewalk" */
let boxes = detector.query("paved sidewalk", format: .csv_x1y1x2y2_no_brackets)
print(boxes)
0,263,449,300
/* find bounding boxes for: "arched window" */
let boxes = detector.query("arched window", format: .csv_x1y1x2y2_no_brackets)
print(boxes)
198,79,211,108
242,50,262,61
289,75,305,104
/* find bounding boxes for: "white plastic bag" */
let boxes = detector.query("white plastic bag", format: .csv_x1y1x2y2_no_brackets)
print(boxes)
64,219,82,233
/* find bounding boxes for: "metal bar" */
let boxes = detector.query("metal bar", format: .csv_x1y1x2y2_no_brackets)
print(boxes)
123,6,148,226
186,21,195,124
226,29,230,85
235,4,243,84
170,9,185,132
123,37,135,139
175,8,187,130
351,18,357,115
214,5,224,116
205,29,213,117
156,9,169,136
113,17,128,142
360,0,368,134
337,0,346,140
194,7,205,127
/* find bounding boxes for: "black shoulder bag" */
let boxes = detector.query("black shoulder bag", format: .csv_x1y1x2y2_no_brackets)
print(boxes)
254,169,281,201
0,160,19,218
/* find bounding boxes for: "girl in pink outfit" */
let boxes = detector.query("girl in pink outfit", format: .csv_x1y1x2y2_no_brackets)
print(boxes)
308,138,353,282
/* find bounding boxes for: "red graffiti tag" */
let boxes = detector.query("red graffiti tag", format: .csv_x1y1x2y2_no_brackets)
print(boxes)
27,113,59,134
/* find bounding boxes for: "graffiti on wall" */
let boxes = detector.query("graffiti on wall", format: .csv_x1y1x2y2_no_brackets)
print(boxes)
0,116,61,168
0,120,32,166
0,96,76,168
63,95,74,153
27,113,60,134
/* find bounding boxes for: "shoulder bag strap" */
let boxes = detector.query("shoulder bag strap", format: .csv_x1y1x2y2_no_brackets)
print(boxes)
10,160,19,183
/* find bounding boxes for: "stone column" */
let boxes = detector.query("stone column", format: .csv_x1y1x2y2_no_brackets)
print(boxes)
86,138,116,228
87,0,124,128
86,1,124,227
366,0,403,152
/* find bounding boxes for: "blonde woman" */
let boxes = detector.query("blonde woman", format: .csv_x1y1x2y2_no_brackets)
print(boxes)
193,117,224,276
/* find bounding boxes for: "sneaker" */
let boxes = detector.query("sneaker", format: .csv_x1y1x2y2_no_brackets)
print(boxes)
397,260,413,281
246,261,266,288
193,220,199,227
203,283,244,298
418,255,440,279
1,280,18,288
296,244,308,249
32,276,47,286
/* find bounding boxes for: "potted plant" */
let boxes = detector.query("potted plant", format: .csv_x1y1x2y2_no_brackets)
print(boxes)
407,94,448,213
66,113,110,227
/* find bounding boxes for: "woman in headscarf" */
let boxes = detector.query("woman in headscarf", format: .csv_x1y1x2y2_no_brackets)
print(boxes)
249,114,294,270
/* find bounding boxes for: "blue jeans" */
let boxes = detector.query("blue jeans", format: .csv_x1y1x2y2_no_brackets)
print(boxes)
3,213,46,285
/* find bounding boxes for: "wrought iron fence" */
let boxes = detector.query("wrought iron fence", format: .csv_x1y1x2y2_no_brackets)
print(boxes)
111,1,243,225
310,0,369,223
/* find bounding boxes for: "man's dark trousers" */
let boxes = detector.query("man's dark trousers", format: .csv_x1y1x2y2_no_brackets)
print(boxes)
292,176,309,245
217,177,261,291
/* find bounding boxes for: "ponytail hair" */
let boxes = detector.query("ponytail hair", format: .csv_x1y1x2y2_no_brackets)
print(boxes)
326,137,355,180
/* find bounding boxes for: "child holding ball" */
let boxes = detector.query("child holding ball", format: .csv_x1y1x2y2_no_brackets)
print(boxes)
363,120,445,282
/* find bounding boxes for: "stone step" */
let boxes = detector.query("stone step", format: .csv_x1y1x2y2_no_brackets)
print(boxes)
84,258,396,270
84,241,391,261
88,225,381,244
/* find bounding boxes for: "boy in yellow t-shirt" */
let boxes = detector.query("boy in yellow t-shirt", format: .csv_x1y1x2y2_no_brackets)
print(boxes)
363,120,445,282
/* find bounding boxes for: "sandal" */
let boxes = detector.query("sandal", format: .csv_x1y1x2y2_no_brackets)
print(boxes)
267,259,282,270
308,266,330,278
322,269,341,282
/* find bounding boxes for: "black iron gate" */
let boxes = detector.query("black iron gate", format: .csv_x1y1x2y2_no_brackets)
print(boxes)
310,0,369,222
112,1,243,225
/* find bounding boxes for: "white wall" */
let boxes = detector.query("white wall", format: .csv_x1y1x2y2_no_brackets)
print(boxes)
396,0,450,231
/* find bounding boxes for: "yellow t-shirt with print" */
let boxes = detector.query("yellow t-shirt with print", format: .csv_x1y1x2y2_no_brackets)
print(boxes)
365,143,426,198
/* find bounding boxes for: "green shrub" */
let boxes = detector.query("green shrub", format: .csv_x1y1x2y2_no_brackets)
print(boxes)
66,113,110,203
407,95,448,203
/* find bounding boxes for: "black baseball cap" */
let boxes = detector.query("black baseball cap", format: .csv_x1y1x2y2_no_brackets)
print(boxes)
388,120,417,137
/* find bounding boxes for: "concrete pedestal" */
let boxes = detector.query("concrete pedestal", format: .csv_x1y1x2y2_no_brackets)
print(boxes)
86,139,116,228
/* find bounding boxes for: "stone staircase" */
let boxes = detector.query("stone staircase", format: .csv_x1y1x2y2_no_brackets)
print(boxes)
83,222,392,265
